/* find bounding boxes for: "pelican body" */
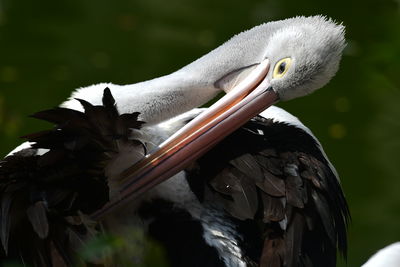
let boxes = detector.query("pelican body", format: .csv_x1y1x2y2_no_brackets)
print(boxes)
0,16,348,267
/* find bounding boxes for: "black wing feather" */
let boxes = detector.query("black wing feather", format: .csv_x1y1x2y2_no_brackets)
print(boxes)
0,192,12,254
258,169,285,197
26,201,49,239
31,107,86,125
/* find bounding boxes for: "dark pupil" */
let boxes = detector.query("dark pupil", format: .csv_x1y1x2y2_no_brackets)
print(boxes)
278,62,286,74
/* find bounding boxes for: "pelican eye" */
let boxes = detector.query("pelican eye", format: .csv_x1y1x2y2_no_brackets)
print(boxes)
273,58,292,79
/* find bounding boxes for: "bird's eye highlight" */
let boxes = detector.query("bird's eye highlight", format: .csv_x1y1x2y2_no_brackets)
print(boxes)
273,58,292,79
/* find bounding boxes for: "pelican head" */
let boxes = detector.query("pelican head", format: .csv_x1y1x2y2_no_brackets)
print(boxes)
264,17,345,100
212,15,345,101
92,15,346,218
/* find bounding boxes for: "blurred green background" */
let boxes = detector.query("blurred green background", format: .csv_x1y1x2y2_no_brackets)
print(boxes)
0,0,399,266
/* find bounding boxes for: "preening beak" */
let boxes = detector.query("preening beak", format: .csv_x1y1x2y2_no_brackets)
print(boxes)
92,59,279,219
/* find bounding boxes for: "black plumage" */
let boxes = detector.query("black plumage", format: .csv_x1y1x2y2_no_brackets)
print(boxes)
0,88,349,267
186,115,350,267
0,88,144,266
138,199,226,267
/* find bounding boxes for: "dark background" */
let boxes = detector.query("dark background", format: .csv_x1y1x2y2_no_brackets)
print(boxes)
0,0,399,266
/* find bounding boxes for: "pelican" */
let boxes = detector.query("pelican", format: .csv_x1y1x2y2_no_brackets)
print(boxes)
0,15,348,267
362,242,400,267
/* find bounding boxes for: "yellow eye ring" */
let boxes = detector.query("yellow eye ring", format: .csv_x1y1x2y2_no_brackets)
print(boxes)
273,58,292,79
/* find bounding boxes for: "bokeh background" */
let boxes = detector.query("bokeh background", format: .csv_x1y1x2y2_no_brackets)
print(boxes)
0,0,399,266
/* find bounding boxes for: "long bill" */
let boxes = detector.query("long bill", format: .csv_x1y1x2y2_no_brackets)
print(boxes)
92,58,279,219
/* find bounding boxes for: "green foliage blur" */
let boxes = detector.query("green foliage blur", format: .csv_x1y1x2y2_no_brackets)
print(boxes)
1,228,169,267
77,230,169,266
0,0,399,266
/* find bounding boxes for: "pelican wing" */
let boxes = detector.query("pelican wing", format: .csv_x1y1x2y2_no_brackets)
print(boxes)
186,115,349,267
0,88,145,266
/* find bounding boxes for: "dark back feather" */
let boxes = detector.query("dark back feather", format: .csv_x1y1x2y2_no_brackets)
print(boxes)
186,115,350,267
0,88,145,266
